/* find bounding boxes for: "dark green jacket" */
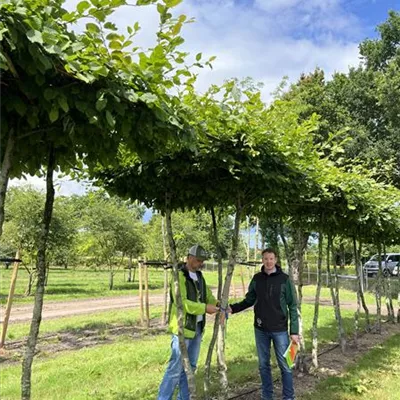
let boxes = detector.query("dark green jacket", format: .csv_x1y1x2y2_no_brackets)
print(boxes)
169,266,217,339
230,265,299,334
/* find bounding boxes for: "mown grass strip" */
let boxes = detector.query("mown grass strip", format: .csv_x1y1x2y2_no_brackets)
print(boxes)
1,304,374,400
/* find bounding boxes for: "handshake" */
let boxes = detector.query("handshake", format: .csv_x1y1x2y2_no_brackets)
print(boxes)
205,303,232,325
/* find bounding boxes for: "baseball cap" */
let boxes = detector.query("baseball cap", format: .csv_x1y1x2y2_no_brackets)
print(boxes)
188,244,208,261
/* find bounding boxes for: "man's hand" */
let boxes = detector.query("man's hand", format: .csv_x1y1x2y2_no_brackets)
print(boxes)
206,304,219,314
219,305,232,325
290,334,300,344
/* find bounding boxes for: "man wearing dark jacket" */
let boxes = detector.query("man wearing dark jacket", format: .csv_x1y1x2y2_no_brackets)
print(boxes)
227,248,299,400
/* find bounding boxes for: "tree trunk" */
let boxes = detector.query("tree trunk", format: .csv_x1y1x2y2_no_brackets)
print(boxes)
217,198,243,399
21,146,55,400
293,227,308,371
162,216,169,326
127,255,133,282
246,216,250,262
397,269,400,323
353,238,370,332
144,264,150,328
352,237,361,346
24,269,36,297
109,269,114,290
339,240,345,270
139,261,144,326
332,236,346,353
327,235,346,353
311,232,323,369
162,268,169,326
165,194,196,399
375,242,383,333
0,128,15,238
132,265,136,283
397,262,400,323
383,244,395,322
44,264,50,287
279,224,292,279
254,217,259,260
240,265,246,296
204,207,223,399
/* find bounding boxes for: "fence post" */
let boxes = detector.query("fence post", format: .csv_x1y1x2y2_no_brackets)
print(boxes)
139,261,144,326
144,263,150,328
0,251,21,350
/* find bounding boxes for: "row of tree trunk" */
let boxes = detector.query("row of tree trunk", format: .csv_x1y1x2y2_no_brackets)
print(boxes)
2,171,398,399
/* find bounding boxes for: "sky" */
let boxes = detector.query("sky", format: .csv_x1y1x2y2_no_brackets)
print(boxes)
10,0,399,197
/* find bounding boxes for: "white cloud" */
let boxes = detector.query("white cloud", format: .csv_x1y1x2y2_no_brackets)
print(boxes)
10,175,92,197
173,0,361,101
15,0,364,195
62,0,363,101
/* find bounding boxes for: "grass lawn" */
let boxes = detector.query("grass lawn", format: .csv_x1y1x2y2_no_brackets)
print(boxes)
301,333,400,400
3,306,164,341
0,266,262,305
3,261,398,306
2,265,388,307
0,267,165,305
0,304,375,399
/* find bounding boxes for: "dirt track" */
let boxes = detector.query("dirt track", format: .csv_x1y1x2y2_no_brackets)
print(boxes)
0,293,167,324
0,287,388,324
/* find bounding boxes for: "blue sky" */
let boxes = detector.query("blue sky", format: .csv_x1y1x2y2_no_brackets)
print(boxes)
12,0,399,196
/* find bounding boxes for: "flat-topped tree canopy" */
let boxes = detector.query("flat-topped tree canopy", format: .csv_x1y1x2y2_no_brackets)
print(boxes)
0,0,193,179
262,156,400,244
98,90,320,215
99,135,304,213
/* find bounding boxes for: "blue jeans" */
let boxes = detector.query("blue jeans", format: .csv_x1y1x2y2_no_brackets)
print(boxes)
254,328,295,400
158,324,203,400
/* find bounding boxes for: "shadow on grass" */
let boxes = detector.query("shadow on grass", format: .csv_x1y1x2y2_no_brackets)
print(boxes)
45,283,84,287
60,321,111,334
43,287,96,295
112,283,163,291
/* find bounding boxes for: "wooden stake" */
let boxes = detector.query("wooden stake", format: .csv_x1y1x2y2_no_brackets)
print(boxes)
0,250,21,350
144,264,150,327
139,261,144,326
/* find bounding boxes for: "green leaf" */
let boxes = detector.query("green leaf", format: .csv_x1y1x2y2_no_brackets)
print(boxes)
86,23,100,34
109,40,122,50
123,40,133,48
58,96,69,113
136,0,155,4
96,96,108,112
104,22,118,31
106,110,115,127
157,3,166,15
140,93,158,104
195,53,202,62
106,33,121,40
171,22,182,36
26,30,43,44
49,106,59,123
44,88,57,101
13,98,27,117
164,0,183,7
77,1,91,13
62,12,77,22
